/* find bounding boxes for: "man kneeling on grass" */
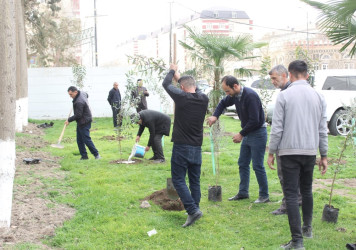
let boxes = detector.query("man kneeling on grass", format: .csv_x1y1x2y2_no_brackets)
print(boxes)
131,110,171,163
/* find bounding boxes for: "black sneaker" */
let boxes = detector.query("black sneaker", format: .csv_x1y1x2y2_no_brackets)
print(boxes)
228,194,249,201
281,240,305,249
254,196,270,203
80,156,88,160
182,210,203,227
148,156,157,161
302,226,313,238
271,208,287,215
153,159,165,163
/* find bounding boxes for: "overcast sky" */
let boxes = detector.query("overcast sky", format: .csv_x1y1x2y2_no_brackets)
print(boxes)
80,0,328,64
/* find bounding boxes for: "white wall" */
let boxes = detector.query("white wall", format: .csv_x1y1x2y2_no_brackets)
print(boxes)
28,67,174,120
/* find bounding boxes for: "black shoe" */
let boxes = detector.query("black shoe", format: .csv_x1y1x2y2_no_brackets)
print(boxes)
254,196,270,203
271,208,287,215
153,159,165,163
182,210,203,227
281,240,305,249
346,243,356,250
148,156,157,161
95,154,101,160
302,226,313,239
228,194,249,201
80,156,88,160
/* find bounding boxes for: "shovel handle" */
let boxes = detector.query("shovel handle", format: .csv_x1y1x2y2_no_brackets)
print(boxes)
57,108,73,144
57,124,67,144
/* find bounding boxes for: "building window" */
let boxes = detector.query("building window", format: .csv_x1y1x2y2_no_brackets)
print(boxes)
213,11,219,18
322,64,328,70
232,12,237,18
321,54,330,60
314,64,319,70
345,63,354,69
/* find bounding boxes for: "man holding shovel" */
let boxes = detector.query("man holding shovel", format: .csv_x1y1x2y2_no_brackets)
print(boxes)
65,86,100,160
163,64,209,228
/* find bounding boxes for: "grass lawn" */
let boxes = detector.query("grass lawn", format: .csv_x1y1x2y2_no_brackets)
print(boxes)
27,116,356,249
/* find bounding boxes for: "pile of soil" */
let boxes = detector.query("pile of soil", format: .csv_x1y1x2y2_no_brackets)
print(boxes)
0,123,75,248
144,189,184,211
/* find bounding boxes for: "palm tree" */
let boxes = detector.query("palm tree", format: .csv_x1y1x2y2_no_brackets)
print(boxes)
179,25,266,110
301,0,356,57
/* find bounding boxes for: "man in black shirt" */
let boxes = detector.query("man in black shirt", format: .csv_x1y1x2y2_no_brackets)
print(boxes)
163,64,209,227
132,110,171,163
107,82,121,127
65,86,100,160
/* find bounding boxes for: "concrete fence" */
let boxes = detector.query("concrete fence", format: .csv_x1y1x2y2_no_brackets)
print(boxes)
28,67,174,120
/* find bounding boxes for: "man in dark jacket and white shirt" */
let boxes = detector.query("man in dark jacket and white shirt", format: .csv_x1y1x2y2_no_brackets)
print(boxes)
65,86,100,160
132,110,171,163
107,82,121,127
268,60,328,249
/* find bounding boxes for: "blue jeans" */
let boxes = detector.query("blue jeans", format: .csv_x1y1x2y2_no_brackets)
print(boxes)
237,127,269,198
76,123,99,158
171,143,201,215
281,155,315,242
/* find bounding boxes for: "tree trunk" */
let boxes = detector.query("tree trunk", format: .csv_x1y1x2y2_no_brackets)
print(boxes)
0,0,17,228
15,0,28,132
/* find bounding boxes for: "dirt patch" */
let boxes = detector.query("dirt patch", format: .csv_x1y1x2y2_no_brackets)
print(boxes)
315,157,347,165
0,124,76,248
109,159,144,164
100,135,124,141
313,178,356,200
144,189,184,211
22,122,46,136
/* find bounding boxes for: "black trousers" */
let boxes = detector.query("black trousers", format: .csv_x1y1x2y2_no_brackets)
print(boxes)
112,105,121,127
281,155,315,242
152,134,164,160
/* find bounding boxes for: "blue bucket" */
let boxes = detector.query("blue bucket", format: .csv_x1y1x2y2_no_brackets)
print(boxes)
132,144,145,158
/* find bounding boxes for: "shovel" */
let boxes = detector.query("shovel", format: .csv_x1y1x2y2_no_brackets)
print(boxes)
51,108,72,149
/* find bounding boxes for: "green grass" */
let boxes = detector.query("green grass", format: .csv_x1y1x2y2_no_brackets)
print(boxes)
26,116,356,249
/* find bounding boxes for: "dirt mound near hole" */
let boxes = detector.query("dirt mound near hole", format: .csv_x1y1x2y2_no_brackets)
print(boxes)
144,189,184,211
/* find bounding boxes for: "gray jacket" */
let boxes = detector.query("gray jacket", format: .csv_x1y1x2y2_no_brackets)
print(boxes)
269,80,328,157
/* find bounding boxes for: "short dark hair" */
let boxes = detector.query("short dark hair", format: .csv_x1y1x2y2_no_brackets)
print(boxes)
178,75,195,88
221,75,239,89
288,60,308,78
129,113,140,123
67,86,78,92
137,79,142,83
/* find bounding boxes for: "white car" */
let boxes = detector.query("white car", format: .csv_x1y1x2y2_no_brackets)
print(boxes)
266,69,356,136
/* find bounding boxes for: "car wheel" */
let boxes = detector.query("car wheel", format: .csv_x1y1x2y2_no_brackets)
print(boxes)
328,110,352,136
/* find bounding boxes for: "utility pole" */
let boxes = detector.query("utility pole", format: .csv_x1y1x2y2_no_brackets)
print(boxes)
169,1,173,63
94,0,98,66
307,11,309,53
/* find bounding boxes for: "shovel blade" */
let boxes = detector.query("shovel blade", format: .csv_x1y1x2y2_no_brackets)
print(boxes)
51,143,64,149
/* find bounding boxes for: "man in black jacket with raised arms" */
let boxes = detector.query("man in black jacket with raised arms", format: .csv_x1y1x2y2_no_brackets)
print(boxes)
163,64,209,227
65,86,100,160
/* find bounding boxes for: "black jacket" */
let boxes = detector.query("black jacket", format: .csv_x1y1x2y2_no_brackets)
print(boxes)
107,88,121,107
137,110,171,147
162,70,209,146
68,91,92,126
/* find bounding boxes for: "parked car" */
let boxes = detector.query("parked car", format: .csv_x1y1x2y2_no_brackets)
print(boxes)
266,69,356,136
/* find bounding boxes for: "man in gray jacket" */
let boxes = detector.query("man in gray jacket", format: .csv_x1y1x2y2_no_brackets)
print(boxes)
268,65,301,216
267,60,328,249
